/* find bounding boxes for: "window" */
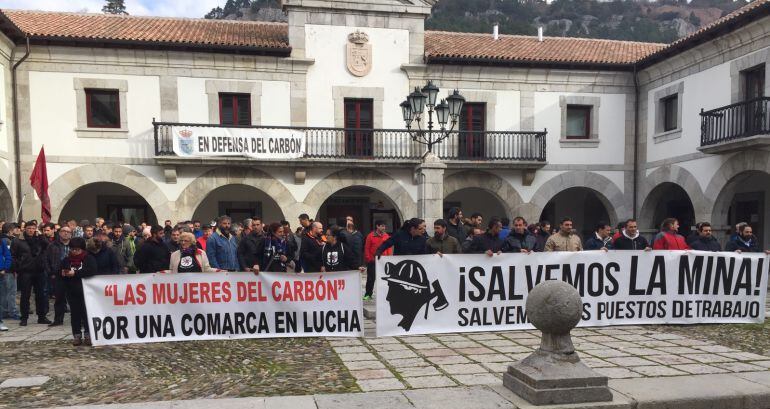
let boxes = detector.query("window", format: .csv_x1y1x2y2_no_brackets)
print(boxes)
344,98,374,157
743,65,765,101
565,105,591,139
85,89,120,128
458,102,486,158
219,93,251,126
662,94,678,132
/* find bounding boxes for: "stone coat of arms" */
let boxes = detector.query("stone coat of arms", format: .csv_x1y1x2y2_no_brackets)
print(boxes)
346,30,372,77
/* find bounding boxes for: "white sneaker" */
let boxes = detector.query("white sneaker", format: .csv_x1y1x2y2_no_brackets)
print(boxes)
0,322,8,331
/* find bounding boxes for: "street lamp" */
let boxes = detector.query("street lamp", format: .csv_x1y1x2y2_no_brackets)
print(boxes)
401,81,464,153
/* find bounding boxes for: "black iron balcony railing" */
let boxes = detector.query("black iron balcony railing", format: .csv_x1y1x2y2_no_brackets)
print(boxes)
700,97,770,146
153,122,547,162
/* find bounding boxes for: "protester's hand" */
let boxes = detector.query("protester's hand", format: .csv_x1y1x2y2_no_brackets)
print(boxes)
735,249,743,254
764,249,770,255
601,247,608,252
497,251,502,255
436,251,443,258
520,249,530,254
122,267,128,274
0,270,5,276
252,265,259,275
279,255,288,263
485,250,493,257
359,266,366,272
375,253,381,260
320,267,326,273
644,247,652,252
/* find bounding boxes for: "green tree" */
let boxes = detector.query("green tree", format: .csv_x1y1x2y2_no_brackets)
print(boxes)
102,0,128,15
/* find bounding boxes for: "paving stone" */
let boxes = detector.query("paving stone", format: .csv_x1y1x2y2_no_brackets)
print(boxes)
350,369,395,380
427,355,471,365
584,348,629,358
338,352,378,362
667,338,712,347
507,352,532,361
419,348,457,357
501,332,539,340
644,354,698,365
386,358,430,368
333,346,370,354
670,364,730,374
655,346,701,354
714,362,767,372
687,353,736,364
582,335,618,343
749,361,770,368
442,341,482,349
582,357,616,368
0,376,50,388
453,347,495,355
398,366,441,377
513,337,541,346
466,334,503,341
407,342,444,350
328,339,364,347
594,366,644,379
466,354,510,363
264,395,316,409
315,391,411,409
647,333,684,340
404,385,513,409
614,334,653,342
481,362,510,373
373,343,411,352
433,335,467,342
355,378,406,392
636,340,677,348
378,350,419,360
439,363,489,375
481,339,515,347
398,336,433,343
693,344,737,353
618,347,666,356
364,337,401,345
629,365,687,377
451,373,501,386
605,356,658,367
718,352,770,361
403,375,456,388
490,345,532,354
344,360,387,370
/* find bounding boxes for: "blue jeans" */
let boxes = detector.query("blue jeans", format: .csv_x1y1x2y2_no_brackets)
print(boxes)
2,273,19,319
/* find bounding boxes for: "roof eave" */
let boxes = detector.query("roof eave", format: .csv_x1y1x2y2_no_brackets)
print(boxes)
425,56,636,72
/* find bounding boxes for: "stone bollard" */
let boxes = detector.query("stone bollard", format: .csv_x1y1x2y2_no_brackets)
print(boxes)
503,280,613,405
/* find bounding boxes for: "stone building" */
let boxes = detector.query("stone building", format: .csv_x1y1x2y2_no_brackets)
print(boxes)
0,0,767,245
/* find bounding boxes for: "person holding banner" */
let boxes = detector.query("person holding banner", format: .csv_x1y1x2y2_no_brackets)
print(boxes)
613,219,651,251
426,219,461,255
652,218,690,250
134,225,171,274
321,227,358,272
61,237,96,346
206,216,239,271
502,217,537,253
544,218,583,252
375,218,428,257
468,218,505,256
170,232,214,273
584,221,613,251
689,222,721,252
726,224,769,254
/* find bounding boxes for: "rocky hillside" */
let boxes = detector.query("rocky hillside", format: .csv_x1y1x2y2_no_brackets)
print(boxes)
204,0,749,44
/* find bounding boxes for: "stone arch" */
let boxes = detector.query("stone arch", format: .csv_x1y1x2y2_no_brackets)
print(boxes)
175,167,299,221
304,169,417,222
639,165,706,231
442,171,523,220
530,171,625,225
705,150,770,230
0,160,14,219
48,164,172,222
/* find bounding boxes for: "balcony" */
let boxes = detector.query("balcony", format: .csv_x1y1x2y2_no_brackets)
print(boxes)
700,97,770,154
152,122,547,169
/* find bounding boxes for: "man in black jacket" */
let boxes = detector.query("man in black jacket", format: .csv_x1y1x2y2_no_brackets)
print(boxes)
43,226,73,326
613,219,651,251
238,228,263,272
469,218,505,256
376,218,428,257
133,225,171,273
300,222,325,272
726,224,769,254
12,223,51,326
689,222,721,252
445,207,466,244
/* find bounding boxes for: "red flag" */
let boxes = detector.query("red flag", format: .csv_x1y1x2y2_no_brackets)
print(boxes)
30,147,51,223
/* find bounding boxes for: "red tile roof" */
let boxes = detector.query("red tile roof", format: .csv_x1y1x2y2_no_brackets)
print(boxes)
424,31,665,67
0,9,290,51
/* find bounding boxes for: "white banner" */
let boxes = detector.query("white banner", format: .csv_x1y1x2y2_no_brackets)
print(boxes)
376,251,768,337
83,271,362,345
172,126,305,159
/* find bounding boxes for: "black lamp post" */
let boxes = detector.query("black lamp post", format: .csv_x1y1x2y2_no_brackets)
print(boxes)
401,81,465,153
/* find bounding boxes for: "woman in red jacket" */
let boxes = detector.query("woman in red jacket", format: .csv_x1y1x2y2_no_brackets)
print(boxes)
363,220,392,300
652,218,690,250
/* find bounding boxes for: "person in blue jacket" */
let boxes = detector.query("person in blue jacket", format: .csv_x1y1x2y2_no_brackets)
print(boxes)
206,216,239,271
0,224,12,331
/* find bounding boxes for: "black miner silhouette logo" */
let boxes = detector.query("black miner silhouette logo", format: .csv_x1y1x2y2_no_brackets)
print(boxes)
382,260,448,331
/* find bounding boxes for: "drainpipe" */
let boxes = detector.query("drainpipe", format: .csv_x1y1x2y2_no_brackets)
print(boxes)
632,63,640,219
11,36,30,222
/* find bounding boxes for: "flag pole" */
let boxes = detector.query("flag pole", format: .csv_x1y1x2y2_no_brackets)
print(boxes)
15,193,26,223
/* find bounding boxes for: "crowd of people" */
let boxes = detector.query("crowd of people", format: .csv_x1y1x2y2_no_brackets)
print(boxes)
0,208,767,346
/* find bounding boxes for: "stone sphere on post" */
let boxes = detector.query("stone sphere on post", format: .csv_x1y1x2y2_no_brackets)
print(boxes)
526,280,582,354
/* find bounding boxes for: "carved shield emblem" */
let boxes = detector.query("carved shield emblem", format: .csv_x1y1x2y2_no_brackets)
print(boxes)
346,30,372,77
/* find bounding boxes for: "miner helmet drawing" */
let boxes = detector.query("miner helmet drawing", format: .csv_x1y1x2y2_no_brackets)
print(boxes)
381,260,448,331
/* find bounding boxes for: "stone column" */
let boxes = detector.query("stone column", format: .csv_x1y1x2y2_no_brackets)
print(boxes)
415,152,446,227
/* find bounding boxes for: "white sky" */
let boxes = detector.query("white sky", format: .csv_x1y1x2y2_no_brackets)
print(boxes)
0,0,225,18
